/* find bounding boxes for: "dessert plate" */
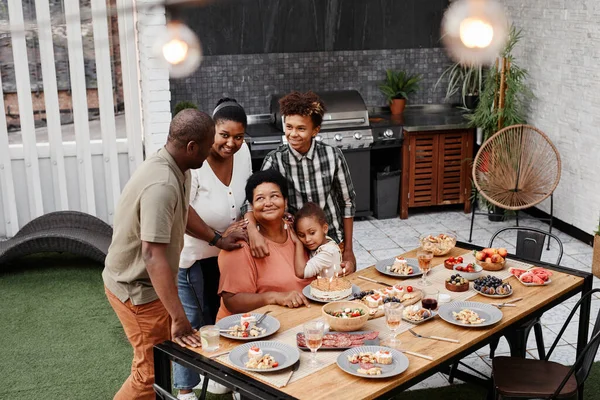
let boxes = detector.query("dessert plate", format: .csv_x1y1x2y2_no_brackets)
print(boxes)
302,284,361,303
375,258,422,279
438,301,503,328
228,341,299,372
336,346,409,378
216,313,280,340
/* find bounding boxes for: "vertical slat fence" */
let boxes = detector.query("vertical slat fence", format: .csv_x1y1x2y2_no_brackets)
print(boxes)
91,0,120,223
0,71,20,236
64,0,97,215
7,0,44,218
33,0,69,211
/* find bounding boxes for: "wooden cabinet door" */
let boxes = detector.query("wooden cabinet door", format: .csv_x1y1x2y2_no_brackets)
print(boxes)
408,133,438,207
437,130,470,205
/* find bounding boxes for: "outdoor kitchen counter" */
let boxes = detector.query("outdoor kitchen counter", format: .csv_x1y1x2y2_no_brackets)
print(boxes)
369,104,470,132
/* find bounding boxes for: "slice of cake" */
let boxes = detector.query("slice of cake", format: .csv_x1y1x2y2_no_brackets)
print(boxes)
383,287,396,297
375,350,393,365
310,278,353,301
248,346,263,360
240,313,256,327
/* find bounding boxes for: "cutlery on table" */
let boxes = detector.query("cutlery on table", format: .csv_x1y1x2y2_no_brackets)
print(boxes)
282,360,300,387
255,310,272,325
397,349,434,361
408,328,460,343
357,276,391,286
491,297,523,308
209,351,231,359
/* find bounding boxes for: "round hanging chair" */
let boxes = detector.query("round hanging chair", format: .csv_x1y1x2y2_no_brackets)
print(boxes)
473,124,561,210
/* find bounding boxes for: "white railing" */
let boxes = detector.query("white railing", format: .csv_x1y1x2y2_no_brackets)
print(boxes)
0,0,145,238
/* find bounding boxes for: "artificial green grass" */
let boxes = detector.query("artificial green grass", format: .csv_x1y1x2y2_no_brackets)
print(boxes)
1,254,599,400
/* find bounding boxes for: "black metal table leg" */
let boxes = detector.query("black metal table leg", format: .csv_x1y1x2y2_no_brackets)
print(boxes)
504,327,529,358
577,275,593,399
154,346,172,400
199,375,209,400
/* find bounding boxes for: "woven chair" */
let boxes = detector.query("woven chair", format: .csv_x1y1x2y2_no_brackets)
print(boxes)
469,125,562,247
0,211,112,266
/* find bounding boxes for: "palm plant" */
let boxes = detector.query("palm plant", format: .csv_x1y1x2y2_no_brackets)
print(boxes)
465,25,533,141
379,70,422,103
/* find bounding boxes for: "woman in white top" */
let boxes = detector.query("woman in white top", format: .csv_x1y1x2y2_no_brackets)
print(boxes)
174,99,252,399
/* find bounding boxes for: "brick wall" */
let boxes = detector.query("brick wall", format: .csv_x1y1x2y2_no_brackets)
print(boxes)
136,2,172,155
170,48,454,115
501,0,600,234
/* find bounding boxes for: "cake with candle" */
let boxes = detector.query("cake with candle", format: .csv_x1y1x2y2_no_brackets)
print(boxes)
310,277,353,300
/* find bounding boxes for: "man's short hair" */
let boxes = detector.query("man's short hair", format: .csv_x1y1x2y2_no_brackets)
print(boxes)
279,91,326,128
168,108,214,147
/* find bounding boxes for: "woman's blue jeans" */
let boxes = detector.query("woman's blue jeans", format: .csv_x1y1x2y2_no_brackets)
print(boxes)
173,257,220,390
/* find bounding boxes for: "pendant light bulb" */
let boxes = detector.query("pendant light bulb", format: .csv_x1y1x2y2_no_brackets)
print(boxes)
441,0,508,66
154,20,202,78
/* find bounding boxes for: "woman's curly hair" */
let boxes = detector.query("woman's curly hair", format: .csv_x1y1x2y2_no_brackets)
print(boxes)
279,91,326,128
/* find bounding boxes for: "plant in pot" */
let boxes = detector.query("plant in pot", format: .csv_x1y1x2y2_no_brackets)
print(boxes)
379,70,422,115
435,64,483,110
174,101,198,115
465,25,533,221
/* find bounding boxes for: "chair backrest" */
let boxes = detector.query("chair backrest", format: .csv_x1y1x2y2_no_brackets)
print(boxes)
472,124,561,211
489,227,563,266
546,288,600,398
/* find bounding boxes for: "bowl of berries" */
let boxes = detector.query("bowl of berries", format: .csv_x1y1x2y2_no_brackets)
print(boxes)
444,255,464,270
453,263,483,281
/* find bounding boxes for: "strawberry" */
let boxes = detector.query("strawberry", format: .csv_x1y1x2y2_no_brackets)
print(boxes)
242,331,249,337
407,286,413,293
272,362,279,367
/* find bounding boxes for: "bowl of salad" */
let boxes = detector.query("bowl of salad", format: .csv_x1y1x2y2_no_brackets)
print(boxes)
322,301,370,332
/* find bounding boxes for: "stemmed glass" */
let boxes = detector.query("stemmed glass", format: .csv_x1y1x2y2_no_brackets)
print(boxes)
417,250,434,286
384,302,404,348
303,321,324,367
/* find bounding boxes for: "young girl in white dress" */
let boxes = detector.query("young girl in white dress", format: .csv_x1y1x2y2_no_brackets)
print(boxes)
289,202,342,279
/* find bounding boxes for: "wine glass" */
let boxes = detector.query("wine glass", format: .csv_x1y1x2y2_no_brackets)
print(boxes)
417,250,434,286
384,302,404,348
303,321,324,367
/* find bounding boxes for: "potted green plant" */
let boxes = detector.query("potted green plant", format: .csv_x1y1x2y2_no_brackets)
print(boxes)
379,70,422,115
173,101,198,115
435,64,483,110
465,25,533,220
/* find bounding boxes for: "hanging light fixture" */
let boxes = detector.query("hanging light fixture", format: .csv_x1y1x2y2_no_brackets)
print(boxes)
153,20,203,78
441,0,508,66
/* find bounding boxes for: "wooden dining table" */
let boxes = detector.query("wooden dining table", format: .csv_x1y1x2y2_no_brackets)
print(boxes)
153,241,593,400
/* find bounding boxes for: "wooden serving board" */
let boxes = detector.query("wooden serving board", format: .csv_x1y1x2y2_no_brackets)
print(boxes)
353,289,423,319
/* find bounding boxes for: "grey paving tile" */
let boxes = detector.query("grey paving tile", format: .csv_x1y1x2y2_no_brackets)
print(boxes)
403,213,437,225
525,324,567,352
354,219,377,231
570,252,593,269
355,249,376,270
541,304,579,326
369,248,407,261
368,217,407,229
547,344,577,366
562,240,593,256
410,223,451,236
353,228,385,242
357,236,399,251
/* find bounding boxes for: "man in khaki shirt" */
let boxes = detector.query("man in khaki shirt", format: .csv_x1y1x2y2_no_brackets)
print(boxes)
103,109,214,400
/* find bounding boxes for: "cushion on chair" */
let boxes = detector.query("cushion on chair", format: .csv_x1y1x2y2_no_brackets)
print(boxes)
493,356,578,398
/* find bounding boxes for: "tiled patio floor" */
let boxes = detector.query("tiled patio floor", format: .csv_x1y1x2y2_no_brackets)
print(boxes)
353,208,597,391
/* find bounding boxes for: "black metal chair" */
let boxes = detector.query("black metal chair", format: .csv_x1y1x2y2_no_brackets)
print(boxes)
488,227,564,360
491,288,600,399
448,227,564,384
